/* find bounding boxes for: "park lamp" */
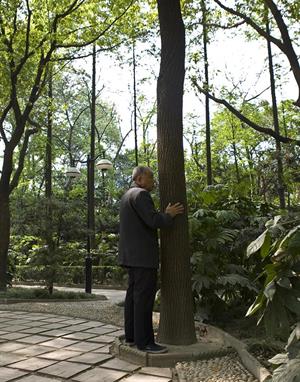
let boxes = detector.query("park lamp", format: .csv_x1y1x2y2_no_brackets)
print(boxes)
96,158,113,172
65,166,81,178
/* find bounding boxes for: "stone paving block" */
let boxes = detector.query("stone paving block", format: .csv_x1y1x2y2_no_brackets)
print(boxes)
16,335,51,345
0,333,29,341
70,323,101,330
66,341,104,352
85,327,116,335
72,367,128,382
39,317,68,323
39,360,91,378
122,373,172,382
38,323,70,330
9,357,57,371
40,338,78,348
2,325,29,332
92,345,111,354
100,358,141,372
59,319,88,325
38,349,82,360
41,329,74,337
68,352,113,365
63,332,97,341
87,335,115,344
102,324,120,330
16,375,60,382
14,345,57,357
19,321,51,328
20,327,51,334
0,342,27,352
123,375,171,382
0,352,26,366
2,320,28,326
139,367,172,378
82,320,106,327
108,330,124,337
0,366,28,381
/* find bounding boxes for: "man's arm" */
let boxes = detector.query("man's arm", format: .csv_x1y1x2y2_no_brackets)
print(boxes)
133,191,183,229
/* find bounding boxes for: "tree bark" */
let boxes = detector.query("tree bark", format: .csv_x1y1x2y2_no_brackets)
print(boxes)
202,0,212,185
0,190,10,291
266,15,285,209
156,0,196,345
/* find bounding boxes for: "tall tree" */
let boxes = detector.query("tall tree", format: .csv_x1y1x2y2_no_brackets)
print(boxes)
265,11,285,208
201,0,212,185
0,0,134,290
156,0,196,345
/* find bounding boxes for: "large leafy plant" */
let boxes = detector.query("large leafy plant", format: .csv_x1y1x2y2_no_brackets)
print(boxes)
269,323,300,382
190,207,257,320
246,215,300,339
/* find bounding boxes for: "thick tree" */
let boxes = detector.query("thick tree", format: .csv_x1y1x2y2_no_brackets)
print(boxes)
156,0,196,345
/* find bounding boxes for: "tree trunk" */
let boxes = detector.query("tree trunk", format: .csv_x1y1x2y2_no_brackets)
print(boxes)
156,0,196,345
266,15,285,209
45,70,55,295
202,0,212,185
0,190,10,291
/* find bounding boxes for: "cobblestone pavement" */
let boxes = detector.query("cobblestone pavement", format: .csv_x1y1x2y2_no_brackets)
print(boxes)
0,310,172,382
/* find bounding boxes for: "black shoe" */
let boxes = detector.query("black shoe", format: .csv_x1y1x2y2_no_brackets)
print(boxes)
138,343,168,354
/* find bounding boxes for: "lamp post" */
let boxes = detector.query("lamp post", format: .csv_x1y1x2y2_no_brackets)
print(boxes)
66,155,113,293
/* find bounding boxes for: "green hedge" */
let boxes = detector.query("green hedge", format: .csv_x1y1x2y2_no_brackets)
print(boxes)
14,265,126,286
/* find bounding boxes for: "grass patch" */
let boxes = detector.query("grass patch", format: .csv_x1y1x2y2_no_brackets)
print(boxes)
0,287,98,300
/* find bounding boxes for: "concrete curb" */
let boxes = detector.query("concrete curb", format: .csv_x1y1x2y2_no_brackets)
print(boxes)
202,324,272,382
110,334,234,368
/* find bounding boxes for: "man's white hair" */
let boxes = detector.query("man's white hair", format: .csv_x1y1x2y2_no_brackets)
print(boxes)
132,166,152,181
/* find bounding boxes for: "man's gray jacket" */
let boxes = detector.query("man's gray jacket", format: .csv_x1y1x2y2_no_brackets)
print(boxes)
118,183,173,269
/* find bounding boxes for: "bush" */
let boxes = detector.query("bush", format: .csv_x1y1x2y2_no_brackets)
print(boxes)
14,265,126,287
0,287,97,300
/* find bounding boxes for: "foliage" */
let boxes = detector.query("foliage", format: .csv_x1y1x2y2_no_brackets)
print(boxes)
190,189,260,321
269,323,300,382
0,287,97,300
246,214,300,339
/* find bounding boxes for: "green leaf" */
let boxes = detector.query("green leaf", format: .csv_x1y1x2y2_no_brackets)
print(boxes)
246,292,265,316
246,230,268,258
261,231,271,258
277,277,292,289
264,281,276,301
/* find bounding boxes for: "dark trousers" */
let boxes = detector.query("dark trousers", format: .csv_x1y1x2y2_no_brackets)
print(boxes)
124,267,157,349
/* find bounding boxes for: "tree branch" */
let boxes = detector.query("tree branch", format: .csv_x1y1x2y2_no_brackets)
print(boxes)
9,127,39,192
54,0,135,49
192,79,300,145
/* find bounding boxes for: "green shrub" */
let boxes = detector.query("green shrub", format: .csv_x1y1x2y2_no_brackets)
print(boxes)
246,214,300,339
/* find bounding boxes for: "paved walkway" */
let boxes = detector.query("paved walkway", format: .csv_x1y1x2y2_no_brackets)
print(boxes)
0,310,172,382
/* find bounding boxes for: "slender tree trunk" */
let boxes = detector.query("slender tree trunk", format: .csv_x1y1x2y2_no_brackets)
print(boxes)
133,41,139,166
230,122,240,183
157,0,196,345
45,70,55,294
0,190,10,291
266,15,285,209
202,0,212,185
0,144,14,291
88,44,96,251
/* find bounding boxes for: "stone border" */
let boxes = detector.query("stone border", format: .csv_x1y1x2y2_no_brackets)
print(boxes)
110,335,234,368
200,324,272,382
110,325,272,381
